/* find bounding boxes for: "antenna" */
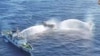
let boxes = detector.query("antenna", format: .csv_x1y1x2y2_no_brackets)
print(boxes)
16,26,20,37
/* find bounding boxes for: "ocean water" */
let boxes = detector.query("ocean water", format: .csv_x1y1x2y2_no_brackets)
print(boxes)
0,0,100,56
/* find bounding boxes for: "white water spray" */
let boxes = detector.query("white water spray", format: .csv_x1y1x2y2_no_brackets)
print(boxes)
16,18,94,56
85,14,95,32
59,19,88,31
18,18,94,40
20,25,48,37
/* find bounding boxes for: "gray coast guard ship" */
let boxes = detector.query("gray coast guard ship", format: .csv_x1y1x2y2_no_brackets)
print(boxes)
1,22,55,56
1,28,33,53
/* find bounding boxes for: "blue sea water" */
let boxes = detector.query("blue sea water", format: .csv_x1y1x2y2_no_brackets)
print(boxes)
0,0,100,56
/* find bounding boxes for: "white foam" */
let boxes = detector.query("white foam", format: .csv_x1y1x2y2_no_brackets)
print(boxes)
19,18,94,39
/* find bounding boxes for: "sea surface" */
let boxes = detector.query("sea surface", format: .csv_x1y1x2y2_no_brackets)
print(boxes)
0,0,100,56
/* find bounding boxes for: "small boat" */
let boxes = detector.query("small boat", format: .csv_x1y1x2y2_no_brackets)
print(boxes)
1,28,33,53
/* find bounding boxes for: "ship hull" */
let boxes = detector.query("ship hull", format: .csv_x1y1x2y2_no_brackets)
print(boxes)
3,35,31,53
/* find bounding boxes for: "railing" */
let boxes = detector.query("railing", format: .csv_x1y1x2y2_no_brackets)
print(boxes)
22,43,33,51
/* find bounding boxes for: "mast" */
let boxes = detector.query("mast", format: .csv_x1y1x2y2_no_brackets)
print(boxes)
16,27,20,37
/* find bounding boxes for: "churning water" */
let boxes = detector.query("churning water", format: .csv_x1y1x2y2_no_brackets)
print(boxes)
0,0,100,56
